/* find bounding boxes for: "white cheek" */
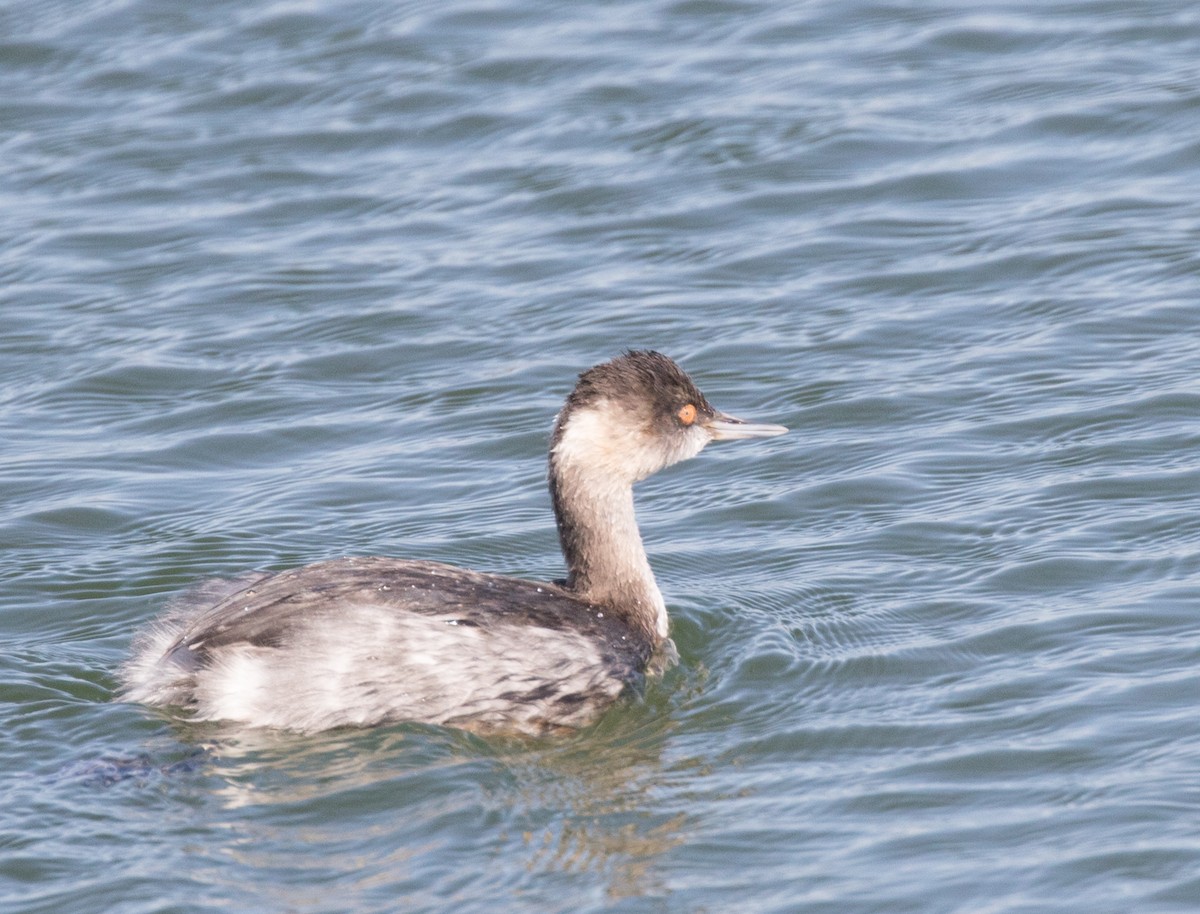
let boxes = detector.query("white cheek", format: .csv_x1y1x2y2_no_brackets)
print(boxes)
678,425,711,462
555,402,647,481
554,400,709,482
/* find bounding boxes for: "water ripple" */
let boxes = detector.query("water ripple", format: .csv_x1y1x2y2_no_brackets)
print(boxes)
3,0,1200,911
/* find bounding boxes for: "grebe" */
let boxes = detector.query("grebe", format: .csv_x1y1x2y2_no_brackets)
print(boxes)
121,351,786,734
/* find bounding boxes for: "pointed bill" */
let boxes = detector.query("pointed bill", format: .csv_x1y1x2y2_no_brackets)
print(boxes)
703,411,788,441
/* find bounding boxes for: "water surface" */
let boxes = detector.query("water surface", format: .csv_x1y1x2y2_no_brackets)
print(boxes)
3,1,1199,912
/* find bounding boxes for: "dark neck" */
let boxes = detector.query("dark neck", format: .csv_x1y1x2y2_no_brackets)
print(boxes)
548,454,667,645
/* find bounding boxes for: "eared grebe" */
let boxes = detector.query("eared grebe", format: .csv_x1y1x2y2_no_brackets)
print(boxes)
121,351,786,734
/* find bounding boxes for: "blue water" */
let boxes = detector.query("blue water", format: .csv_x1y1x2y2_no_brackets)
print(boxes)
3,1,1199,911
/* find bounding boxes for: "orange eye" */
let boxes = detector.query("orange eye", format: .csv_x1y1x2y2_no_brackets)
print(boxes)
677,403,697,426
